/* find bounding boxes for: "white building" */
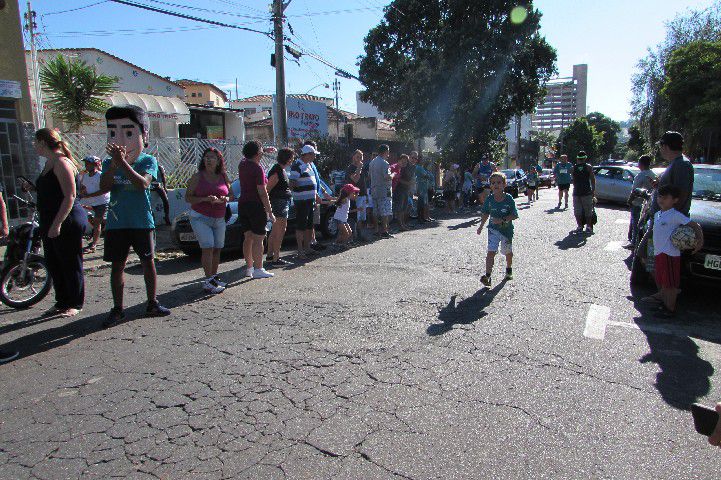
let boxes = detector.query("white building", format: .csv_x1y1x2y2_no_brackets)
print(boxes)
26,48,190,138
230,94,335,117
532,64,588,132
356,91,385,120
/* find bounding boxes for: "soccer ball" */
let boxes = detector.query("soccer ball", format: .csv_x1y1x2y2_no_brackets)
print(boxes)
671,225,697,251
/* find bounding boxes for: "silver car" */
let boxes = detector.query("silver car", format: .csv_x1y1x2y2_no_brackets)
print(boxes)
592,165,640,203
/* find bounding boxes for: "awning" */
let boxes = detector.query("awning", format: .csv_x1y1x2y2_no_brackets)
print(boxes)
108,91,190,124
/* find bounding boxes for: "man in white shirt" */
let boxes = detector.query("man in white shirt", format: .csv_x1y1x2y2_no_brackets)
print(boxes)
78,156,111,254
369,144,394,238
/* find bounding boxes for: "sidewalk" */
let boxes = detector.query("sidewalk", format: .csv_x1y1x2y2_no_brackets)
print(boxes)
0,225,183,273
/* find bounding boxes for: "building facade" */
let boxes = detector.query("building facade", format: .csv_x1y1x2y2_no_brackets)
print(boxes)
532,64,588,132
177,80,228,108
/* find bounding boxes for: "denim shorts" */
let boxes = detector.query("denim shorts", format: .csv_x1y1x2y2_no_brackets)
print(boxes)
487,228,512,254
189,211,227,249
270,198,290,219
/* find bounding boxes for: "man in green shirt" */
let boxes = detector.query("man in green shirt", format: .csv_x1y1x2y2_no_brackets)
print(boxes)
553,154,573,209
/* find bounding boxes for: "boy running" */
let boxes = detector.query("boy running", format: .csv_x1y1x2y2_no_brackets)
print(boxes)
476,172,518,286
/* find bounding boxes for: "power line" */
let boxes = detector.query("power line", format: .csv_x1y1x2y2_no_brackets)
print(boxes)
287,6,382,17
44,1,109,16
45,25,223,37
143,0,268,20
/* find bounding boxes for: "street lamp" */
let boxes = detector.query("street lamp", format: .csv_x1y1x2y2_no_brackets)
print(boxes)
305,83,330,95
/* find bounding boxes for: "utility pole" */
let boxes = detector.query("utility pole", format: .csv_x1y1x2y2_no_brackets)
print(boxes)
24,0,44,128
273,0,290,146
332,78,341,138
235,78,238,101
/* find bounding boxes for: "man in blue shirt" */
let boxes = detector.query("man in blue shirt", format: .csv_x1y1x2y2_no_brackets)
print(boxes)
303,140,328,252
553,154,573,209
99,105,171,327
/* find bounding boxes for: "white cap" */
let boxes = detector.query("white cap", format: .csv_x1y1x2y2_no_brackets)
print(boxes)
301,145,319,155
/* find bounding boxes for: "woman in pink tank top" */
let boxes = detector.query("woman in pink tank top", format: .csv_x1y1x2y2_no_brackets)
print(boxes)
185,148,233,294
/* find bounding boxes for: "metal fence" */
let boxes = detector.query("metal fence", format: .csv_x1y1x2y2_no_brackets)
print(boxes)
62,133,275,188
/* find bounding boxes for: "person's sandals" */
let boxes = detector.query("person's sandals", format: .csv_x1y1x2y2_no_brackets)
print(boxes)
145,301,171,317
82,244,96,254
58,308,81,318
102,307,126,328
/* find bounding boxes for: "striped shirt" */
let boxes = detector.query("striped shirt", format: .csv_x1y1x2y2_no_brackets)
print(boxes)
289,160,317,201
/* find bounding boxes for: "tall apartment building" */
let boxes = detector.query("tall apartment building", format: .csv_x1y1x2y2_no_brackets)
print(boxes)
532,64,587,132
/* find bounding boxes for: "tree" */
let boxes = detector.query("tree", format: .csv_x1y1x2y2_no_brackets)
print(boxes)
40,54,118,131
585,112,621,159
556,118,603,163
626,124,646,153
358,0,556,167
661,40,721,160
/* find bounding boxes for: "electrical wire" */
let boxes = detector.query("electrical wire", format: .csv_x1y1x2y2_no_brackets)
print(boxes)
43,1,109,16
143,0,268,20
45,25,223,37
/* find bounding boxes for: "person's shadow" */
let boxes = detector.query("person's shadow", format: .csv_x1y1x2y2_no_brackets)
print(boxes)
554,231,587,250
427,281,507,336
447,218,481,231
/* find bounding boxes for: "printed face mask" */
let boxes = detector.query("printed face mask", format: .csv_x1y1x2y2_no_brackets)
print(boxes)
107,117,146,162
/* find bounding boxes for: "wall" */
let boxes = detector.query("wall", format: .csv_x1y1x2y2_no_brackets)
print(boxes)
0,0,33,124
185,85,226,107
224,112,244,142
356,91,385,119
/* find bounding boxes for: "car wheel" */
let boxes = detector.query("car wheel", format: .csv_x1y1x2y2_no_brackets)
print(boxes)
320,207,338,239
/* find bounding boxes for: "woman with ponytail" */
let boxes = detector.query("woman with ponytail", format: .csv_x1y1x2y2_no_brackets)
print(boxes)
33,128,88,317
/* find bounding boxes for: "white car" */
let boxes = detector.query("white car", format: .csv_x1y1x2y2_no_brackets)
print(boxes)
592,165,640,204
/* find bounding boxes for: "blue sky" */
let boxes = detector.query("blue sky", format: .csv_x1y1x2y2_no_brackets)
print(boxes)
31,0,718,121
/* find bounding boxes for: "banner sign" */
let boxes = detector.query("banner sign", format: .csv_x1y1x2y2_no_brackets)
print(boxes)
273,95,328,140
0,80,22,99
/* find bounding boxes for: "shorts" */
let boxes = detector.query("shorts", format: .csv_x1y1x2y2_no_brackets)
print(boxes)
238,201,266,236
393,190,409,215
91,203,108,220
527,184,537,191
487,228,512,254
654,253,681,289
294,199,315,230
270,198,290,219
372,194,392,218
334,219,350,230
558,183,570,192
357,195,369,222
573,194,594,222
103,228,155,262
189,211,226,249
417,188,429,206
313,202,321,225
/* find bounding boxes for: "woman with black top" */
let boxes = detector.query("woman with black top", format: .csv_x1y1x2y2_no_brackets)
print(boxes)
265,147,295,267
33,128,88,317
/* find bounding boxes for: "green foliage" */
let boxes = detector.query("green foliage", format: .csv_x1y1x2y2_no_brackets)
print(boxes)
627,124,646,153
358,0,556,162
661,40,721,159
40,54,118,131
624,149,641,163
585,112,621,159
556,118,604,163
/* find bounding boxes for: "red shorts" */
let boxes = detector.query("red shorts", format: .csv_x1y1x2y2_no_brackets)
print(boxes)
655,253,681,289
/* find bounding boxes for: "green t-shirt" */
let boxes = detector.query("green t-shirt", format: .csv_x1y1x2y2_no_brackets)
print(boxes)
102,152,159,230
415,164,432,189
481,193,518,239
554,161,573,185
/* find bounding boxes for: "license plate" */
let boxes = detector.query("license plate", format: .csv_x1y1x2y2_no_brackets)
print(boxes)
705,254,721,271
179,232,197,242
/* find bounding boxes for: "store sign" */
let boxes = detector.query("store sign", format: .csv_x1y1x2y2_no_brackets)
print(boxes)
273,96,328,139
0,80,22,99
147,112,178,120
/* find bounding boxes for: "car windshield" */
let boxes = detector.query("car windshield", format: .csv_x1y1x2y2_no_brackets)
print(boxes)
693,167,721,200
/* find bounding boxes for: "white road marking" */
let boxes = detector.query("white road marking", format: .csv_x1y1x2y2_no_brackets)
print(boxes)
583,304,611,340
604,241,625,252
615,218,628,224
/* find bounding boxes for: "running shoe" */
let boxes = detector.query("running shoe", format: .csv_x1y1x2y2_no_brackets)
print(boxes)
211,275,227,288
0,350,19,363
252,268,275,279
103,307,126,328
145,302,171,317
480,274,491,287
203,279,225,294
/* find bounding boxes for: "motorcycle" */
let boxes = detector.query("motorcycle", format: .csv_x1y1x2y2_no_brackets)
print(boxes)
630,187,654,285
0,194,52,309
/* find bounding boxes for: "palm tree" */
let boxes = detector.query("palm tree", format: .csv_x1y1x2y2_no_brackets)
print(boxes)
39,54,118,132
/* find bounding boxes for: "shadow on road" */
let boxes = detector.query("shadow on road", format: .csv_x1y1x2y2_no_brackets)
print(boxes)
427,280,507,336
545,206,565,214
447,218,481,231
628,283,720,410
554,231,588,249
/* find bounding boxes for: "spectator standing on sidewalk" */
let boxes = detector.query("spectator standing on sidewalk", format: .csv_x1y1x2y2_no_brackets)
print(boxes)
100,105,171,327
303,140,328,252
442,164,459,213
415,158,434,222
290,145,320,257
332,184,360,248
34,128,88,318
185,147,232,294
626,154,656,247
266,147,295,267
345,150,367,240
150,164,171,226
237,140,275,279
554,154,573,209
571,151,596,234
0,181,15,363
650,131,694,217
78,155,110,254
369,144,394,238
393,154,413,231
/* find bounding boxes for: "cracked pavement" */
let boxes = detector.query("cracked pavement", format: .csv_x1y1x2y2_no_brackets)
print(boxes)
0,189,720,479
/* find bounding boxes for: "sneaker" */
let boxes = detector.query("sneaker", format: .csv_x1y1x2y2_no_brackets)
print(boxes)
480,274,491,287
505,272,513,281
211,275,227,288
103,307,126,328
381,232,394,239
252,268,274,279
269,258,293,267
203,279,225,294
585,226,594,234
245,266,254,278
0,350,19,363
556,203,561,209
574,227,584,234
310,243,326,251
145,301,171,317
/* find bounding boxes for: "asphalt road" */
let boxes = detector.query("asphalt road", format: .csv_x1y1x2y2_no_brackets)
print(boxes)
0,188,719,479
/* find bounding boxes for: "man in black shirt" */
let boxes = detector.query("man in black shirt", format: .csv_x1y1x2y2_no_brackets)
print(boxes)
572,151,596,234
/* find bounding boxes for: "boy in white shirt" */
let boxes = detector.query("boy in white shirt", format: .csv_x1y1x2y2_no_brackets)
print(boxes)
648,184,703,318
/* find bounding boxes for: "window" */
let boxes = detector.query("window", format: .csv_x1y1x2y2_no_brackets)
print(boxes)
191,92,196,97
594,168,612,178
198,92,203,97
622,170,634,182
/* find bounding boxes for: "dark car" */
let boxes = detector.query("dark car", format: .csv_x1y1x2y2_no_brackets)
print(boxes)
172,177,337,255
500,169,527,198
632,164,721,285
539,168,555,188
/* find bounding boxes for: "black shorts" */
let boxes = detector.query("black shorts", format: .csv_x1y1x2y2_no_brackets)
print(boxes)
558,183,570,191
103,228,155,263
294,199,315,231
238,201,267,235
527,184,537,191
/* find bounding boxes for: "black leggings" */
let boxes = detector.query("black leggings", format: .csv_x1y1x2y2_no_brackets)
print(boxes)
43,221,85,310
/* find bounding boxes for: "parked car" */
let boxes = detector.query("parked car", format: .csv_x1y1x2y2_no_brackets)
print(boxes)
632,164,721,285
172,177,338,255
592,165,640,204
500,169,527,198
539,168,555,188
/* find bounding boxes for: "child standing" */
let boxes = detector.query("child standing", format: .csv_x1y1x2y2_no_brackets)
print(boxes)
525,168,538,204
476,172,518,286
333,184,360,247
646,184,703,318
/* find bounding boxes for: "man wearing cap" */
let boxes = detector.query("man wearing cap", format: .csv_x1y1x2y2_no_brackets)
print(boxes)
302,140,328,252
651,131,694,217
369,144,394,238
571,151,596,234
290,144,320,257
78,155,110,254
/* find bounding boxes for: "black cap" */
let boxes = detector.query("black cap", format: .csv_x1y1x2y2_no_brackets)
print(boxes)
659,131,684,150
577,151,588,159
